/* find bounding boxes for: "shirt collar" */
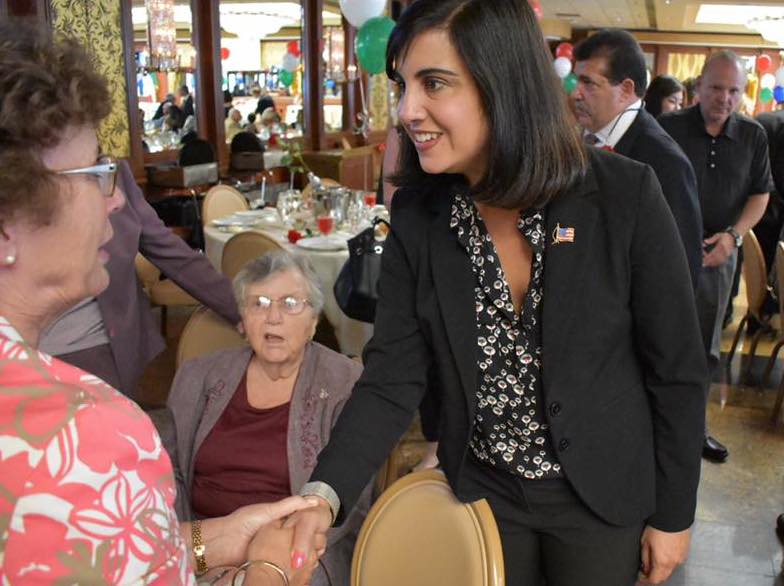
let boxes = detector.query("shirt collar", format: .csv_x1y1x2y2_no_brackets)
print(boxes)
691,103,740,141
587,99,642,148
0,315,25,344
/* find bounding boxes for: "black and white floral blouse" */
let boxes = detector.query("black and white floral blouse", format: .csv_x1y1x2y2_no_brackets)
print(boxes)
451,193,562,480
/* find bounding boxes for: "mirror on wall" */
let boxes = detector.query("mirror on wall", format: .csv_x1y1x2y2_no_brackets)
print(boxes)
132,0,197,154
218,0,305,152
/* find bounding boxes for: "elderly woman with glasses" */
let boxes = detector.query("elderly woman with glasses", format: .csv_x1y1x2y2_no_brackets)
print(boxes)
0,25,322,586
166,249,367,586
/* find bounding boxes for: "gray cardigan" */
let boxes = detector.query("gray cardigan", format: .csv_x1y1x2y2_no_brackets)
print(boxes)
165,342,367,586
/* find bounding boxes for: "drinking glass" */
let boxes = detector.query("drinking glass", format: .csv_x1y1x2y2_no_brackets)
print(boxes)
317,213,335,236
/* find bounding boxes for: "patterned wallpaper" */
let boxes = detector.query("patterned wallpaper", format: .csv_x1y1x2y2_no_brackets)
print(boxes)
50,0,131,158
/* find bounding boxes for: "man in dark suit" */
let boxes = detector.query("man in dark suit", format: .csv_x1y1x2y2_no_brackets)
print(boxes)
571,29,702,288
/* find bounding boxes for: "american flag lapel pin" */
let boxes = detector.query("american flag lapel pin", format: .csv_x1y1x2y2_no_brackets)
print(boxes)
551,223,575,245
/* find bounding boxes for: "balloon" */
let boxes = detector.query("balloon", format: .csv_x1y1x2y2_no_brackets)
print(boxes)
340,0,385,28
760,87,774,103
553,56,572,79
282,52,299,72
775,66,784,87
563,73,578,93
287,41,301,58
220,47,230,60
761,73,776,89
774,86,784,104
279,69,294,87
355,16,395,75
528,0,543,20
757,54,772,73
555,42,573,60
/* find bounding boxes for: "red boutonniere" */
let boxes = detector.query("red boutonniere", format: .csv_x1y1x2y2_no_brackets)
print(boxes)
287,229,303,243
600,145,614,152
377,142,387,153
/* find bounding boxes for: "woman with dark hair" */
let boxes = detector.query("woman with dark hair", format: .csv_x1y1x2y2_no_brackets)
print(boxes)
644,75,685,118
287,1,706,585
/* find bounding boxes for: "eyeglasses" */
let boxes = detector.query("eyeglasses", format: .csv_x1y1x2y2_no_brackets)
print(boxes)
246,295,311,315
56,155,118,197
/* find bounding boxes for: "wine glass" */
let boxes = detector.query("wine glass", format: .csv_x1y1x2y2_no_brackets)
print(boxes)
317,213,335,237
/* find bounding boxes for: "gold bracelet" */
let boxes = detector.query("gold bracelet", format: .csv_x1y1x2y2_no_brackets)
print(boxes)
235,560,290,586
191,519,209,576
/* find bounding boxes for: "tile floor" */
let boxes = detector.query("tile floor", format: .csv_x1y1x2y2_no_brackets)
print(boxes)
139,291,784,585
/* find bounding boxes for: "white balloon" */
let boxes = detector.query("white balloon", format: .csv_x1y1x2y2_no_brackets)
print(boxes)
340,0,386,28
553,56,572,79
775,66,784,87
761,73,776,89
281,52,299,73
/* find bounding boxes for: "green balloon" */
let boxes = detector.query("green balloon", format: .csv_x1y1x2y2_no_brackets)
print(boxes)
563,73,578,93
760,87,774,103
356,16,395,75
279,69,294,88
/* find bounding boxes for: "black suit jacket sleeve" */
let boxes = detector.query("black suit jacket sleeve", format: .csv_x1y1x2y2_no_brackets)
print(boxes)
629,167,705,531
310,204,431,522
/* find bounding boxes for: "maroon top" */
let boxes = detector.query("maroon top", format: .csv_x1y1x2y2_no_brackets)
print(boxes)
191,371,291,518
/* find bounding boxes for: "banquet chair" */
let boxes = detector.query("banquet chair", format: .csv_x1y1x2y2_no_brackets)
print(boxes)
302,177,340,200
726,229,773,381
134,254,199,337
176,306,247,369
352,469,505,586
202,184,249,226
220,230,283,280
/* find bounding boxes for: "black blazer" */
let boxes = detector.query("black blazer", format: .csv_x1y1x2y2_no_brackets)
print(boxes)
615,108,703,287
313,149,707,532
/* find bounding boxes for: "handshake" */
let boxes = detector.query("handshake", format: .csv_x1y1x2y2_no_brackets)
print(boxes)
196,495,334,586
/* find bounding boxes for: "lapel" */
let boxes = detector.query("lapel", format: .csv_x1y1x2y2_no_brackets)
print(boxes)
613,108,647,157
428,190,480,416
189,348,253,482
542,160,600,389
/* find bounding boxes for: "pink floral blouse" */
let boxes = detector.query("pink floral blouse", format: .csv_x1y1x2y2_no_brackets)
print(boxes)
0,317,194,584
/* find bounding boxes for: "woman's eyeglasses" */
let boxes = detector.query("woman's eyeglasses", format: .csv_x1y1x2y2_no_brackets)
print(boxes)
56,155,118,197
247,295,311,316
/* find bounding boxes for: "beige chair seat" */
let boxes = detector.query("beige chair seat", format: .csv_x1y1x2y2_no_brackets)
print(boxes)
135,254,199,336
202,184,249,225
220,230,283,280
176,306,247,368
352,469,505,586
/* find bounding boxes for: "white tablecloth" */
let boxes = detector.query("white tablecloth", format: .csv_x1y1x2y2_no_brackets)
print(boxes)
205,224,373,356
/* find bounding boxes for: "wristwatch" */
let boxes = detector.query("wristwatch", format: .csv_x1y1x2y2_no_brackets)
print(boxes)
724,226,743,248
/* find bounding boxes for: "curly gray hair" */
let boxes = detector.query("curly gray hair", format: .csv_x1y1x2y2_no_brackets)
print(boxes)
232,249,324,315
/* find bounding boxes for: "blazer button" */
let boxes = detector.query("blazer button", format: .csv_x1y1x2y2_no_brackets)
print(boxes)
549,402,562,416
558,438,570,451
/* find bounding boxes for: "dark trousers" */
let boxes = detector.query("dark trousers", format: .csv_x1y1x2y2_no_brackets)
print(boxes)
460,456,644,586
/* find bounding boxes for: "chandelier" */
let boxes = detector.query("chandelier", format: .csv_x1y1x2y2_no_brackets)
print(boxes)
747,16,784,48
146,0,177,70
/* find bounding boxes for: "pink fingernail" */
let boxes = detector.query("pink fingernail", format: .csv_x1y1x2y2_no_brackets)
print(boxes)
292,551,306,569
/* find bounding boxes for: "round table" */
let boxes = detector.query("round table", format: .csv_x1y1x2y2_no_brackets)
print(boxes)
204,224,373,357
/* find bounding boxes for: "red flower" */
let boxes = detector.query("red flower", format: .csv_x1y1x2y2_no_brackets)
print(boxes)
600,145,615,152
287,229,303,243
268,133,279,147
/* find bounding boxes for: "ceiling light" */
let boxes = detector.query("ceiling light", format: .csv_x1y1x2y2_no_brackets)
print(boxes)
747,16,784,47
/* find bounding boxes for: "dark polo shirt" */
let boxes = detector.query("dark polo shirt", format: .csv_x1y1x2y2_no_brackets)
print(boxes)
659,105,773,235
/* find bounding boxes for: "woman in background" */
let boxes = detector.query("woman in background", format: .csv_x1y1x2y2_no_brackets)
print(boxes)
644,75,684,118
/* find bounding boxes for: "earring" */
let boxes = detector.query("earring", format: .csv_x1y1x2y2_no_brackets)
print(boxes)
2,254,15,266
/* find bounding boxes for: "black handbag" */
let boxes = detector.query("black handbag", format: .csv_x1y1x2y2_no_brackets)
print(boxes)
334,218,390,323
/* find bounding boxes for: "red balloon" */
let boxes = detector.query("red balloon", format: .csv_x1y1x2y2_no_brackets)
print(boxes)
287,40,301,58
528,0,543,20
555,42,573,60
758,54,773,73
220,47,230,60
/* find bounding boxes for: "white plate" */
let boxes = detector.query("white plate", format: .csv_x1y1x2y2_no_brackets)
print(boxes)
211,218,253,227
295,235,348,251
235,209,278,218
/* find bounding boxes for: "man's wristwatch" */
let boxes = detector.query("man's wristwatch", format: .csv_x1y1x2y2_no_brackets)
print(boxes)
724,226,742,248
